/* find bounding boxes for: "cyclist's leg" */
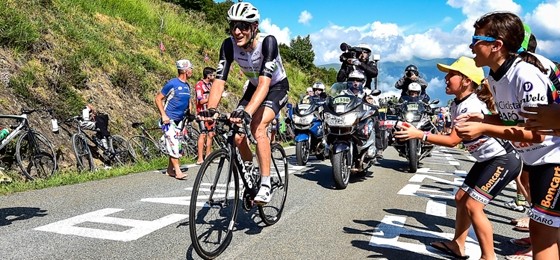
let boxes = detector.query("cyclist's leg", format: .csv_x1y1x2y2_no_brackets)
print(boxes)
197,120,207,164
205,122,215,157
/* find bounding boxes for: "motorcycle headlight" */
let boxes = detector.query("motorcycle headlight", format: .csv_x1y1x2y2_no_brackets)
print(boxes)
293,114,314,125
324,112,358,127
405,112,415,122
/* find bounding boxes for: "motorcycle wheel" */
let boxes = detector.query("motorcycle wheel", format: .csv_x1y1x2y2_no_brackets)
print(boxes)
296,140,309,166
332,151,350,189
408,139,419,173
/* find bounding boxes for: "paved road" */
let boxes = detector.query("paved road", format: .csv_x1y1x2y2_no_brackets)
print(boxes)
0,146,529,259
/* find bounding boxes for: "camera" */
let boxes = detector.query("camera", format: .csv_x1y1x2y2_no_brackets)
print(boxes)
406,70,418,78
339,42,363,63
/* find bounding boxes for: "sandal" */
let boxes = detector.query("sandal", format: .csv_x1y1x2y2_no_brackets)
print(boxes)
505,249,532,260
513,217,530,232
509,237,531,247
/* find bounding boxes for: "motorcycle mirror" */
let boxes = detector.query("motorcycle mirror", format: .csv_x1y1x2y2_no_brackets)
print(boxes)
371,89,381,96
429,99,440,105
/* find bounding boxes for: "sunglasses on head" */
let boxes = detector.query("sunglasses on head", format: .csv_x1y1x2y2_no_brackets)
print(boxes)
229,21,252,32
471,35,497,47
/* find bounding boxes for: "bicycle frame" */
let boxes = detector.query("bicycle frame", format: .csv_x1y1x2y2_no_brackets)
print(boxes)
0,114,29,151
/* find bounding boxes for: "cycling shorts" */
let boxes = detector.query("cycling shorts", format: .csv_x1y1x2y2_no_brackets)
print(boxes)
237,78,289,115
198,120,215,133
461,152,522,205
526,163,560,227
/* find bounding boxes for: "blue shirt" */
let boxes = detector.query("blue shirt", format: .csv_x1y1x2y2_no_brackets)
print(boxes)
161,78,190,121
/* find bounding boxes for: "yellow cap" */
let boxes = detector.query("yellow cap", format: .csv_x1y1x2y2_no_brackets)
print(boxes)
437,56,484,85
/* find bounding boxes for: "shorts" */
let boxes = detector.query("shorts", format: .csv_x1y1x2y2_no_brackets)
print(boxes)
160,120,182,159
198,120,215,133
461,152,522,205
525,164,560,227
238,78,289,115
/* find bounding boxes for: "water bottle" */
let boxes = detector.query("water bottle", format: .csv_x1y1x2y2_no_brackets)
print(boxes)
51,118,59,133
0,128,9,141
82,107,90,121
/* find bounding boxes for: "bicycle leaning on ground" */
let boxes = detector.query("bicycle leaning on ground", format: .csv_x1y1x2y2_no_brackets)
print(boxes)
65,116,135,171
189,113,289,259
128,122,166,161
0,108,57,180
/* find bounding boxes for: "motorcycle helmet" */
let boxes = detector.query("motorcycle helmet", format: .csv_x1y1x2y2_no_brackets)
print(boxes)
405,64,419,77
312,82,325,91
356,43,371,53
227,2,260,23
347,70,365,94
407,82,422,97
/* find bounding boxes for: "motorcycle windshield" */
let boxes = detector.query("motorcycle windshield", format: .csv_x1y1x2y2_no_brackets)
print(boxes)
325,94,362,115
401,101,426,114
295,99,318,116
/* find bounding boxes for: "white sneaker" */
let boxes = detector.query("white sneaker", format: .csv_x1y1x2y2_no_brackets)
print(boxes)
504,199,526,212
254,185,272,205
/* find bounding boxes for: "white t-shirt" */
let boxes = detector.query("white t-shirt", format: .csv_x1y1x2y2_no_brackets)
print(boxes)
488,57,560,165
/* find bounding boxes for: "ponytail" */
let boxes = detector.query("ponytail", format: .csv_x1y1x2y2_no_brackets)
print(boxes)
476,78,497,114
517,51,547,74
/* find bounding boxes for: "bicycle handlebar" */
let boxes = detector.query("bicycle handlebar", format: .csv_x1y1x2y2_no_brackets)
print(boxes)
209,113,257,145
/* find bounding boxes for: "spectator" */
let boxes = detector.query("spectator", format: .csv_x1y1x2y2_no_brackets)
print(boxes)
195,67,216,165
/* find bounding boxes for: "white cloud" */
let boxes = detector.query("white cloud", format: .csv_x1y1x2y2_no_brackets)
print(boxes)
298,10,312,25
260,18,291,46
524,1,560,43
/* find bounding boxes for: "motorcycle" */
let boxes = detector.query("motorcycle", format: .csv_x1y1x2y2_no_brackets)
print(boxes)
290,97,326,165
323,83,381,189
391,98,439,173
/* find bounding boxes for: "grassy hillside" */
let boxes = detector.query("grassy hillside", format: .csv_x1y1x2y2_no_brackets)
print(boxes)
0,0,316,170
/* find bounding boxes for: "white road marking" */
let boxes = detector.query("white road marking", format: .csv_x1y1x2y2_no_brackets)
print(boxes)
426,199,447,217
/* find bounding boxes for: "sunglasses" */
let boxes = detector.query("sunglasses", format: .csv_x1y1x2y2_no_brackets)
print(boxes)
471,35,496,47
229,21,252,32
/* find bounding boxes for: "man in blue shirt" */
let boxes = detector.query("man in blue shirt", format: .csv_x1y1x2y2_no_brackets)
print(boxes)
155,59,193,180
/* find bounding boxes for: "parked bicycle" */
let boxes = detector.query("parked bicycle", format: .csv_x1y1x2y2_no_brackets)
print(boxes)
65,116,135,171
128,122,166,161
0,108,57,180
189,113,288,259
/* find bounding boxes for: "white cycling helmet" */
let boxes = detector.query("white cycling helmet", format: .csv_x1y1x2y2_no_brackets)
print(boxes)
356,43,371,53
312,82,325,91
227,2,260,23
408,82,422,92
348,70,365,81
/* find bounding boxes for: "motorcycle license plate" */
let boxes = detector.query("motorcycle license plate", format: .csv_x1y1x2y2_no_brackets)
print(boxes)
407,104,419,111
383,120,396,127
335,105,345,113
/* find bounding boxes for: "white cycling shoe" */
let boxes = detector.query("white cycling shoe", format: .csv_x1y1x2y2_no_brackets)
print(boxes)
254,184,272,205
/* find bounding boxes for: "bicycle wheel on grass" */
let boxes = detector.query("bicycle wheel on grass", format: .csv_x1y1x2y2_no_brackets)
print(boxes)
129,135,162,161
258,143,288,225
110,135,135,165
15,131,57,180
72,133,94,172
189,148,239,259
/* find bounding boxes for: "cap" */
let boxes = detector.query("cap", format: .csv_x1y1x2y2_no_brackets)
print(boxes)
176,59,192,70
437,56,484,85
521,23,532,51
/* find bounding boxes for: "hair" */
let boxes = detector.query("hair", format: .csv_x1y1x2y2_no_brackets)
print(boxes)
527,34,537,53
203,67,216,79
474,12,546,74
475,78,497,114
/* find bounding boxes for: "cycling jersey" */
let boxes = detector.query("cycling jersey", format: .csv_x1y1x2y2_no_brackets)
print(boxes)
216,34,287,87
488,56,560,165
450,93,510,161
195,80,212,113
161,78,190,121
531,52,560,103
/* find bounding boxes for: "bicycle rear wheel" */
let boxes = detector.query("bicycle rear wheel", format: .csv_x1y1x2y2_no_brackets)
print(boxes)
189,148,239,259
129,135,162,161
110,135,135,165
258,143,289,226
15,131,57,180
72,133,94,172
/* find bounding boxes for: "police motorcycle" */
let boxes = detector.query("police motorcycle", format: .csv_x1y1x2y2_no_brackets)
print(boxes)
391,83,439,173
323,70,381,189
290,82,327,166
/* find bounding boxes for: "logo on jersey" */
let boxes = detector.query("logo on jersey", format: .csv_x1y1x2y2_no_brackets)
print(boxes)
264,61,277,73
178,87,183,90
523,82,533,92
460,108,467,113
216,60,226,76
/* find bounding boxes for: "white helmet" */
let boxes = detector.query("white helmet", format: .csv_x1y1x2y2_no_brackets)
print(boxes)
348,70,365,81
227,2,260,23
312,82,325,90
356,43,371,53
408,82,421,92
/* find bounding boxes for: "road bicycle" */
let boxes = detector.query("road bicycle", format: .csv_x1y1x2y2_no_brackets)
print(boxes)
65,116,135,171
128,122,166,161
0,109,57,180
189,113,288,259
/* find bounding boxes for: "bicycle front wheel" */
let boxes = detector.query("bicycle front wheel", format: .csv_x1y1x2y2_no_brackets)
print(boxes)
129,135,162,161
110,135,135,166
258,143,289,226
189,148,239,259
72,133,94,172
15,131,57,180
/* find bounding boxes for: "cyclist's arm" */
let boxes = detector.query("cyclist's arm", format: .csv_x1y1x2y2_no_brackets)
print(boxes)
207,38,234,109
244,35,278,115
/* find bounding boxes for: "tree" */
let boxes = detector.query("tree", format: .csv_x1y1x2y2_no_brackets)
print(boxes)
283,35,315,71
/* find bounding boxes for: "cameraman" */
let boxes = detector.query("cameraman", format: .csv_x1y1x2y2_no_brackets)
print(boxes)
395,64,429,102
337,43,378,89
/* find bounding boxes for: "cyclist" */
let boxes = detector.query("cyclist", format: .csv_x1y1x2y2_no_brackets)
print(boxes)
195,67,216,165
154,59,194,180
198,2,289,204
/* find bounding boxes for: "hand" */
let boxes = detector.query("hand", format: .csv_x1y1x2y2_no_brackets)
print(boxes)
198,108,218,121
394,123,422,141
455,121,484,141
519,103,560,134
161,114,170,125
230,108,251,124
350,58,360,66
454,112,484,123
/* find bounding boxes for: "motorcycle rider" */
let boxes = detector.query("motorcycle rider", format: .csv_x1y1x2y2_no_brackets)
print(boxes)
400,82,430,103
311,82,328,104
341,70,369,99
337,43,378,89
395,64,429,102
